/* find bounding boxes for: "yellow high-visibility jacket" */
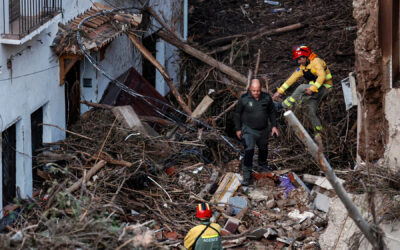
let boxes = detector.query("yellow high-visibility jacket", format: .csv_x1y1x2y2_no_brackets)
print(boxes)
184,222,222,250
278,53,333,94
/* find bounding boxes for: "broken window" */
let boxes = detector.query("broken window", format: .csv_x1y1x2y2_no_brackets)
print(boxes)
142,34,157,87
2,123,17,206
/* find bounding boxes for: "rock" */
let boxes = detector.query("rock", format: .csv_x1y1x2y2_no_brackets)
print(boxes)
248,188,270,202
11,231,23,242
288,209,314,222
266,199,276,209
238,225,247,233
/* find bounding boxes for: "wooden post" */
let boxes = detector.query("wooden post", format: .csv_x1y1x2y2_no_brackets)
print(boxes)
157,30,248,85
283,110,382,249
127,32,192,115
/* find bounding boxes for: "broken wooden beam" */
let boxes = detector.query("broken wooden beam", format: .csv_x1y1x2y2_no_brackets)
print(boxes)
191,95,214,119
67,160,106,193
210,23,305,54
197,168,219,199
157,30,248,86
126,32,192,115
283,110,382,249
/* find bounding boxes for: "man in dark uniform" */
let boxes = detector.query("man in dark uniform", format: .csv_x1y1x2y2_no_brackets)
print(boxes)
234,79,279,186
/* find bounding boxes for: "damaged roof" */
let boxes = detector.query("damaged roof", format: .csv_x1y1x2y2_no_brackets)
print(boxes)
51,3,142,56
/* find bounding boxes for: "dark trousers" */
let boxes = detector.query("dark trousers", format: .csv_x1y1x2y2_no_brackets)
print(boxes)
241,124,269,179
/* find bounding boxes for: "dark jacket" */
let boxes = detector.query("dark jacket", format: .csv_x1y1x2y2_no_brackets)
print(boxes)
234,92,276,131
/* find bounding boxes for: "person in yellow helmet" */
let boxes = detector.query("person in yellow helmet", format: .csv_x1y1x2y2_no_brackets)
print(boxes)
273,45,332,140
184,203,222,250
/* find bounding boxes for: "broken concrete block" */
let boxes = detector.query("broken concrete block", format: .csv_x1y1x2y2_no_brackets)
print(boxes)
266,199,276,209
112,105,158,136
224,217,240,234
247,227,269,240
263,228,278,239
228,196,247,215
312,192,331,213
288,209,314,222
248,188,269,202
303,174,345,190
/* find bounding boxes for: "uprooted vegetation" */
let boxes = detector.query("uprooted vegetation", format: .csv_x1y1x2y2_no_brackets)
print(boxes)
1,0,400,249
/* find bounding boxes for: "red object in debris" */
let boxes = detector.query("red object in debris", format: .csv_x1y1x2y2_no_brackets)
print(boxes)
165,166,175,176
288,172,295,183
166,231,178,240
252,172,278,181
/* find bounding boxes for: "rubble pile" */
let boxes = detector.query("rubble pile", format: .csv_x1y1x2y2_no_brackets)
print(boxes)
3,0,400,249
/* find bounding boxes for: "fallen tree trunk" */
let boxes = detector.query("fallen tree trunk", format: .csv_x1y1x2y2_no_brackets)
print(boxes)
283,110,384,249
210,23,305,54
157,30,248,86
127,32,192,115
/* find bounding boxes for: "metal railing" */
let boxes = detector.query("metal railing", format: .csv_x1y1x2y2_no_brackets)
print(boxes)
3,0,62,39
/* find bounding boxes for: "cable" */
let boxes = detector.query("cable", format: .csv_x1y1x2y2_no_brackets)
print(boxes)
76,7,240,153
0,65,58,82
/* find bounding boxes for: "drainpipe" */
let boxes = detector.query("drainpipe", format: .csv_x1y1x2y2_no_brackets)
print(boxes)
183,0,188,41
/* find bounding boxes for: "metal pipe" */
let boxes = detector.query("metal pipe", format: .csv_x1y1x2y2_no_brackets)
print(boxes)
183,0,188,41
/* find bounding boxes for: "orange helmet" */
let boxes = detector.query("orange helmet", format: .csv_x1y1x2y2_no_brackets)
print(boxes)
196,203,212,219
292,45,311,60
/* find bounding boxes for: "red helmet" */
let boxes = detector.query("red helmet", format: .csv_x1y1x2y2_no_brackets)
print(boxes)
292,45,311,60
196,203,212,219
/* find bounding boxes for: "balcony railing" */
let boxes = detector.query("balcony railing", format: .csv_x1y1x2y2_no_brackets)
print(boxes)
2,0,62,39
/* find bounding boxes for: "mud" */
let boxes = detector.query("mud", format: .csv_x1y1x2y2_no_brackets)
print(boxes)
353,0,387,161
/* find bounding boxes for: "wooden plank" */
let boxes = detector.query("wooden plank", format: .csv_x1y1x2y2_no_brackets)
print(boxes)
191,95,214,119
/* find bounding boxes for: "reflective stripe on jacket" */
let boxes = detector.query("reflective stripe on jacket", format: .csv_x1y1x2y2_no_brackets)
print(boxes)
278,53,333,94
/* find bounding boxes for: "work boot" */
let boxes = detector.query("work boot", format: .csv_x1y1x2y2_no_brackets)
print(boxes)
257,162,273,172
241,165,252,186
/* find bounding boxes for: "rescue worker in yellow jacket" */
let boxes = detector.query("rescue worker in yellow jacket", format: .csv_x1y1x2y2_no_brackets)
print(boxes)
184,203,222,250
273,45,332,139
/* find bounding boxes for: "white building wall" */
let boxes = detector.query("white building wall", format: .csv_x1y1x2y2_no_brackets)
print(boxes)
80,34,141,114
0,0,138,214
0,0,185,214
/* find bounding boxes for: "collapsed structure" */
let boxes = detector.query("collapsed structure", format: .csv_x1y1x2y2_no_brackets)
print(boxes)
0,0,399,249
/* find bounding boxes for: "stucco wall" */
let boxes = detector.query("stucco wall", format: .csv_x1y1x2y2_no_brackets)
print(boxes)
80,34,141,114
0,0,138,214
384,89,400,170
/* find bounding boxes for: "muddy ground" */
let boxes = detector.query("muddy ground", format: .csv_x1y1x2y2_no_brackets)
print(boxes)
185,0,357,171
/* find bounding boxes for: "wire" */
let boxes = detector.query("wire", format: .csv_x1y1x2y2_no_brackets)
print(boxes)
0,65,58,82
76,7,240,153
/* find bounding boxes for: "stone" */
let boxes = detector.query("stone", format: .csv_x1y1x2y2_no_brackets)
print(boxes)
313,192,331,213
266,199,276,209
248,188,270,202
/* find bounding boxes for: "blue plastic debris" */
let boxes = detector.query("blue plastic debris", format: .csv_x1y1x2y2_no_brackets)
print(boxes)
279,174,296,198
264,0,280,5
